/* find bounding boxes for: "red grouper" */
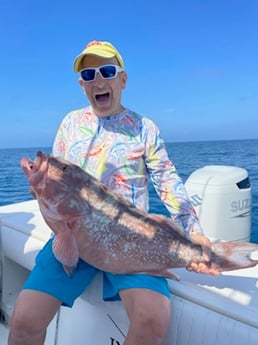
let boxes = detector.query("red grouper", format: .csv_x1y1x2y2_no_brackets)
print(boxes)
21,151,258,279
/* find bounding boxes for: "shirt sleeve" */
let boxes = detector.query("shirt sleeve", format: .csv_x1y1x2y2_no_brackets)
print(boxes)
143,118,204,238
52,112,71,159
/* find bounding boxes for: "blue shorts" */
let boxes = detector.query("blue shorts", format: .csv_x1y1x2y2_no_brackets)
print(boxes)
24,239,170,307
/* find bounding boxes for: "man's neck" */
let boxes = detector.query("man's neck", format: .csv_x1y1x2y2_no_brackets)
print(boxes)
93,105,125,119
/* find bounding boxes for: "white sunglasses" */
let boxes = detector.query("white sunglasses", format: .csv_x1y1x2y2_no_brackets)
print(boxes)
80,64,124,82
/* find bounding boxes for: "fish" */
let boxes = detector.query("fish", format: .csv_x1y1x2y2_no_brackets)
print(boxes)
20,151,258,279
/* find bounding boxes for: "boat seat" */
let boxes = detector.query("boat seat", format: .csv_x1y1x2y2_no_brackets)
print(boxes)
0,200,52,270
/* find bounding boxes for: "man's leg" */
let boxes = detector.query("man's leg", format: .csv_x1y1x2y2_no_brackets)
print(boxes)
8,289,61,345
120,288,171,345
7,238,98,345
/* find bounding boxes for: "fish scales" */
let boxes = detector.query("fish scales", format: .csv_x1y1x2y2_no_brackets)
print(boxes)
20,151,258,279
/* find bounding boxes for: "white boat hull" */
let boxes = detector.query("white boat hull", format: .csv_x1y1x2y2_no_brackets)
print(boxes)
1,200,258,345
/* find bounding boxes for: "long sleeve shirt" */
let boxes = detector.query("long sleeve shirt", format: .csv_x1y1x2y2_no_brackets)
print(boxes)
52,106,203,238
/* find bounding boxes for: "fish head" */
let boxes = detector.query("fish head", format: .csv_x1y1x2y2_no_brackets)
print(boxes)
21,151,49,197
21,151,91,221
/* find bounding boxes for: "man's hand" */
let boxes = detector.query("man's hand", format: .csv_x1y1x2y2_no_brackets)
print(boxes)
187,234,221,276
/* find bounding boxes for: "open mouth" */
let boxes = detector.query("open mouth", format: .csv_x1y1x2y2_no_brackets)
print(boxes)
20,151,48,175
95,92,110,102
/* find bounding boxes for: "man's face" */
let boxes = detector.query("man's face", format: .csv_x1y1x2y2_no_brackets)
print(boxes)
79,55,127,117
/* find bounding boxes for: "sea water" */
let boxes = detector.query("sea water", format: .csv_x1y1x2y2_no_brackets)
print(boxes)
0,139,257,242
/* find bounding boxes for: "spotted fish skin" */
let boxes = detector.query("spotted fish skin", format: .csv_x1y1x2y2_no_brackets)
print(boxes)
21,151,258,278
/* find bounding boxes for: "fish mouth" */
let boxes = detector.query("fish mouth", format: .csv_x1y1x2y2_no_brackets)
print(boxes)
21,151,45,173
20,151,49,185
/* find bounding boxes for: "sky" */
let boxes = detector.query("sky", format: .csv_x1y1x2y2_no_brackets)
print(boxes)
0,0,257,148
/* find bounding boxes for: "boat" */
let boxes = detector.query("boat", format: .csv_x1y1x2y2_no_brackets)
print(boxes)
0,165,257,345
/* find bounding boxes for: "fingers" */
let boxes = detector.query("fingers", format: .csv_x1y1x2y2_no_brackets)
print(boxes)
190,234,211,261
187,262,221,276
188,234,221,276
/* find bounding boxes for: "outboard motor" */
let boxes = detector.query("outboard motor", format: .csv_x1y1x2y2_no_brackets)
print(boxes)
185,166,251,242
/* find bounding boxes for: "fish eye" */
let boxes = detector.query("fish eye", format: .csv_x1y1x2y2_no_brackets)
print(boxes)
61,164,68,172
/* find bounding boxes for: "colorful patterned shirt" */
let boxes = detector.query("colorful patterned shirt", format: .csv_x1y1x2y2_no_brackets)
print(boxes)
52,106,203,238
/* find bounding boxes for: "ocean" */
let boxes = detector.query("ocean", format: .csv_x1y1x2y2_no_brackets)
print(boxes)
0,139,257,242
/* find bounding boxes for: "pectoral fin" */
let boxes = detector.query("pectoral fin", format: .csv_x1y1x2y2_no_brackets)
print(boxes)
52,229,79,276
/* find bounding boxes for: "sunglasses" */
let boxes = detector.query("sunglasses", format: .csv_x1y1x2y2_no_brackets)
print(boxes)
80,64,124,82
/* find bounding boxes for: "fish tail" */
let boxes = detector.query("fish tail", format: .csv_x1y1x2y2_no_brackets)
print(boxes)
210,241,258,271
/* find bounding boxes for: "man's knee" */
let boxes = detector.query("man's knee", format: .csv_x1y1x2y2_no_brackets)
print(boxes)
121,288,171,338
133,306,170,336
9,290,60,336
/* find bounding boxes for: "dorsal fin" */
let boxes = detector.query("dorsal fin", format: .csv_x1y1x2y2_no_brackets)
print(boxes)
147,213,189,241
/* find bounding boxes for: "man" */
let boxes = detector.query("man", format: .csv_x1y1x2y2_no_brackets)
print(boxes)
8,40,219,345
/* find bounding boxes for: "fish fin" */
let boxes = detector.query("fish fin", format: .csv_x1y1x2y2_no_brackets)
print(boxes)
148,214,187,240
250,250,258,261
140,270,180,281
211,242,258,271
63,264,77,277
162,270,181,281
52,230,79,275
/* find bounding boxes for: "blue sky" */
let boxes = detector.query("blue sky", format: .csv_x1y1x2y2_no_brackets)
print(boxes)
0,0,257,148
